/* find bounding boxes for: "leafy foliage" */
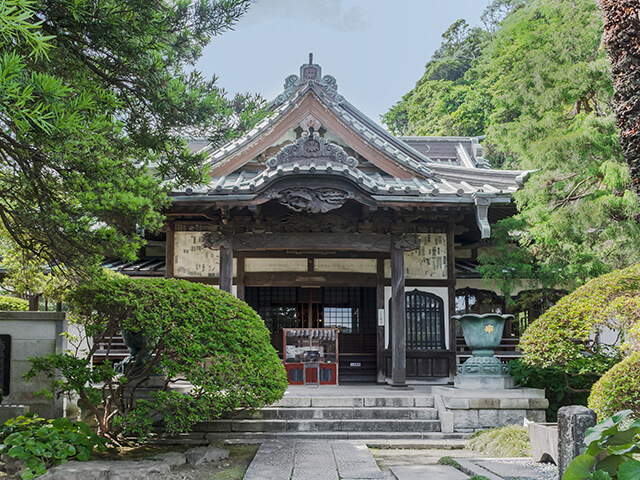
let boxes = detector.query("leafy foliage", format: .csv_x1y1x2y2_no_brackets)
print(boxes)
468,424,531,457
562,410,640,480
0,232,68,304
0,0,266,271
0,295,27,311
26,272,288,441
510,359,609,421
383,0,640,288
437,456,461,468
589,351,640,419
518,264,640,370
0,413,107,480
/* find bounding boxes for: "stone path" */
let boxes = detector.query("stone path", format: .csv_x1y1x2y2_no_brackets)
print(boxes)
245,440,556,480
243,440,384,480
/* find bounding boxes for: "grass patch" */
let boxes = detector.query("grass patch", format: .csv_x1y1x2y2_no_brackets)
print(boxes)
468,424,530,457
437,456,461,468
205,444,259,480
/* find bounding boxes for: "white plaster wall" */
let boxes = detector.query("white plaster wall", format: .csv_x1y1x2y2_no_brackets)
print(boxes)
0,312,67,419
314,259,377,273
245,258,307,272
383,286,450,349
174,232,220,278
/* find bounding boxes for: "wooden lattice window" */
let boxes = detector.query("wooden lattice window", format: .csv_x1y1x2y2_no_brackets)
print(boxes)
388,290,446,350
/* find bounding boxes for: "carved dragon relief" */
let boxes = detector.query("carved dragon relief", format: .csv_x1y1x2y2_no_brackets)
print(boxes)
202,231,231,249
393,233,421,251
266,133,358,170
272,187,353,214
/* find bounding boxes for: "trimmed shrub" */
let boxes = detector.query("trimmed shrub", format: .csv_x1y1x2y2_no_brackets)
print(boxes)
468,425,531,457
589,351,640,419
519,264,640,371
27,272,288,441
510,358,615,421
0,295,28,311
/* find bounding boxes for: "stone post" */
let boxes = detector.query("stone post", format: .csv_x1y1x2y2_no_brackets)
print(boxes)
557,405,597,479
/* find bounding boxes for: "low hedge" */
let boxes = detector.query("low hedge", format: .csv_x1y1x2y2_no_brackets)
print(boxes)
0,295,28,311
589,351,640,419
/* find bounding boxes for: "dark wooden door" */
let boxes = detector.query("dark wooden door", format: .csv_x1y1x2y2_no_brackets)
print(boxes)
244,286,378,383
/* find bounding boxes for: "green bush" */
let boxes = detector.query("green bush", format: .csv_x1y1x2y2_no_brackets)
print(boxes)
519,264,640,371
0,295,28,311
588,351,640,420
0,413,107,480
27,272,288,441
468,425,530,457
562,410,640,480
510,358,617,421
437,456,460,468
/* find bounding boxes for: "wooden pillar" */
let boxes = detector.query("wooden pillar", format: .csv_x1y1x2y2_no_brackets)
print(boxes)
391,244,407,387
376,258,385,383
236,257,245,301
165,222,175,278
447,224,457,378
219,245,233,293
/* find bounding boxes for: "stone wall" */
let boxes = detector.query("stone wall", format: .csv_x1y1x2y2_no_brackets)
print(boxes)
432,385,548,433
0,311,68,419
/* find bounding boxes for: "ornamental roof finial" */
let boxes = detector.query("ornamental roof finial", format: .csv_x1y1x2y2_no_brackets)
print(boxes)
309,52,313,65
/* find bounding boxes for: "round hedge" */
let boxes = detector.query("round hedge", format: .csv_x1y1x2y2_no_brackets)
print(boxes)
519,264,640,369
0,295,28,311
588,351,640,419
67,272,288,435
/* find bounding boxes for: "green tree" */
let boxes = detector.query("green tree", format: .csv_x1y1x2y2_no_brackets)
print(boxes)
0,0,265,272
28,273,288,441
598,0,640,196
385,0,640,289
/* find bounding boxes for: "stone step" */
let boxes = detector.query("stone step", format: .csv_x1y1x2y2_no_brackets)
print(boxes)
194,418,441,433
236,406,439,420
273,396,434,408
207,431,468,442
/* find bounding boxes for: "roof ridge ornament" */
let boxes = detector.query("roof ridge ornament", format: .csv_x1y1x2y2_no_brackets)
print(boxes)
266,132,358,169
272,54,344,107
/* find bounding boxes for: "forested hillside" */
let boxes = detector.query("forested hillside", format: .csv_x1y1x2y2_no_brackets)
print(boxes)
383,0,640,292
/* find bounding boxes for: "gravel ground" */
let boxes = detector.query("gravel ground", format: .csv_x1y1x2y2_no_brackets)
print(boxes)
482,458,558,480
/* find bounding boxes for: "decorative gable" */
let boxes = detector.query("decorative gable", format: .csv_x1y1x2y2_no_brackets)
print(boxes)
175,57,531,239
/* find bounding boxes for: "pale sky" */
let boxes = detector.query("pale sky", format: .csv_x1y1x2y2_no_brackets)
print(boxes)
197,0,490,126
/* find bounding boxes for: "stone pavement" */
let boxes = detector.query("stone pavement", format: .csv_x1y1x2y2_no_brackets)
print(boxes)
243,440,384,480
244,439,556,480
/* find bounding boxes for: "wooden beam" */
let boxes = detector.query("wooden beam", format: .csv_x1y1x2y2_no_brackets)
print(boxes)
232,233,391,252
243,272,377,287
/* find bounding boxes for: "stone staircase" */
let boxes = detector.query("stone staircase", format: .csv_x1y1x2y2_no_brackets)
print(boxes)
197,393,464,441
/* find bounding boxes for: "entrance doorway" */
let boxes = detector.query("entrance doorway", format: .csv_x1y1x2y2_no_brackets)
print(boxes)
245,287,377,382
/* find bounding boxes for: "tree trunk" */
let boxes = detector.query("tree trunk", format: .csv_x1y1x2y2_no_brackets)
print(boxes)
598,0,640,195
28,295,39,311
